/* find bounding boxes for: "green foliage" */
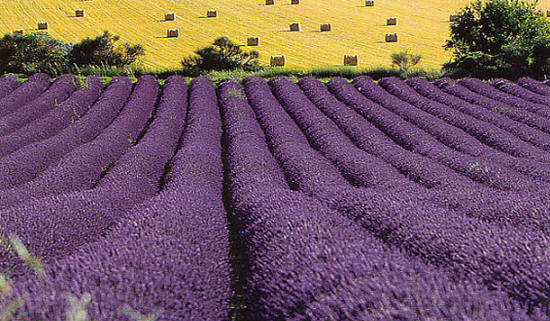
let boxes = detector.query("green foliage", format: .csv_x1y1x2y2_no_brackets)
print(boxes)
0,32,72,75
182,37,263,73
391,50,422,72
70,31,145,68
444,0,550,78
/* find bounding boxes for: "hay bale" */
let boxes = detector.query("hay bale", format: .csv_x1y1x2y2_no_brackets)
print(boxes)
271,55,285,67
365,0,374,7
247,37,259,46
37,22,48,30
344,55,358,66
320,23,331,32
289,23,300,31
291,0,299,4
167,29,179,38
266,0,275,4
449,14,459,22
165,13,175,21
385,33,398,42
75,10,85,17
207,10,217,17
386,17,397,25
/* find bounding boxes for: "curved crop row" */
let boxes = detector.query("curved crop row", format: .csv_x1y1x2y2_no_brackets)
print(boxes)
0,73,50,118
243,76,350,196
491,78,550,107
0,76,156,190
5,76,232,320
218,80,289,195
97,75,188,197
436,78,550,135
0,75,20,100
0,74,77,137
517,77,550,96
375,77,550,182
378,77,550,162
0,77,133,209
459,77,550,119
0,76,103,158
298,76,474,189
407,77,550,152
269,77,413,190
329,77,534,191
0,76,161,270
236,76,545,319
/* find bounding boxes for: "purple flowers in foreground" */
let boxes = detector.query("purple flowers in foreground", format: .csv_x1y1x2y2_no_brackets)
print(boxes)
2,74,550,320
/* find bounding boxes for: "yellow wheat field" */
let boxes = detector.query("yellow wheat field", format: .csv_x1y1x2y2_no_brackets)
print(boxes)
2,0,550,70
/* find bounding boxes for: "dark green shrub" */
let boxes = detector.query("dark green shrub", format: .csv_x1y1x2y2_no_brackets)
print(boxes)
0,32,71,74
69,31,144,68
182,37,262,74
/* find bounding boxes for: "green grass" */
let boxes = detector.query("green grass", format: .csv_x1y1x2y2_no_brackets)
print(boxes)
4,65,444,86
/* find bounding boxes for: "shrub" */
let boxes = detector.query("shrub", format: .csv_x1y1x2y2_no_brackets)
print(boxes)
182,37,262,73
391,50,422,73
69,31,145,68
0,32,71,74
444,0,550,79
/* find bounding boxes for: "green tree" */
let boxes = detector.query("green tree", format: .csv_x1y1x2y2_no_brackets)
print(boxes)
69,31,144,67
182,37,262,73
0,32,71,74
444,0,550,78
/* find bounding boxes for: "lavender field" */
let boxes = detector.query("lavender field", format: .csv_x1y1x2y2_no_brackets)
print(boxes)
0,72,550,320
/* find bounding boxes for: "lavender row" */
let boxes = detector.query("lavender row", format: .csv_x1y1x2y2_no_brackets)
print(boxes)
98,75,188,197
0,75,20,100
331,78,550,225
0,76,162,269
269,77,414,190
516,77,550,96
218,80,289,195
436,78,550,136
245,77,550,313
407,77,550,153
235,76,542,320
378,76,550,162
458,77,550,119
297,78,550,233
373,77,550,182
491,78,550,107
0,76,146,209
329,77,534,191
0,74,77,137
6,76,232,320
0,76,103,158
0,76,151,190
0,73,50,118
243,76,350,196
298,76,474,189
